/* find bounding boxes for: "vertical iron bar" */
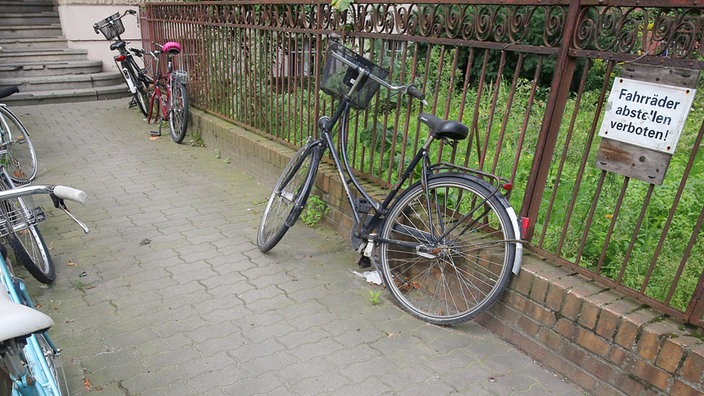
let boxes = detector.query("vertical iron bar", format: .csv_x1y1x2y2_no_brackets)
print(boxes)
520,0,580,240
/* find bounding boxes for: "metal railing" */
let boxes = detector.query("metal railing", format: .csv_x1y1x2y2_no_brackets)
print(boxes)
142,1,704,327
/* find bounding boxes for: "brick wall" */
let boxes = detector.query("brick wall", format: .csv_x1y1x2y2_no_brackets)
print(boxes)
191,110,704,396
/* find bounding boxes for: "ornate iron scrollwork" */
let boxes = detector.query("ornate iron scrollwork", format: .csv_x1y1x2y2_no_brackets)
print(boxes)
575,6,704,60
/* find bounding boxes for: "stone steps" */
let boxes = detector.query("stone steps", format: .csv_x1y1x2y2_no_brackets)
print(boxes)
0,25,63,38
0,37,69,50
0,0,130,105
0,12,60,26
0,85,130,106
0,71,125,92
1,47,89,63
0,0,55,13
0,60,104,78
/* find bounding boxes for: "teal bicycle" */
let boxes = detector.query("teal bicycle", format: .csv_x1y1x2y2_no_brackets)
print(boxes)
0,184,88,395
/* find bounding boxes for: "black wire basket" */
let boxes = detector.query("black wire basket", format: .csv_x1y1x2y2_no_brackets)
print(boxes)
321,40,388,110
94,13,125,40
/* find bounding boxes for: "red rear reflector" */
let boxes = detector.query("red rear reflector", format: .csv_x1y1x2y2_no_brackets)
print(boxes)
115,55,126,61
502,183,513,191
520,217,530,237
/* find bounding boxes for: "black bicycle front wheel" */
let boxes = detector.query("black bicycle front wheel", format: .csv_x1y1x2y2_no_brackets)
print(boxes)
0,106,38,183
136,67,154,118
134,83,150,118
379,175,517,325
169,81,189,143
124,62,149,117
257,143,321,252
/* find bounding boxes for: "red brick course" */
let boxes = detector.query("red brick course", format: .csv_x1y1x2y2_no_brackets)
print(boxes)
498,255,704,395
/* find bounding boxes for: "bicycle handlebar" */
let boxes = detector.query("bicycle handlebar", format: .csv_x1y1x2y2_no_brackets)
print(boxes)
52,186,88,205
406,85,426,103
93,9,137,35
328,49,429,106
0,185,90,233
0,185,83,202
145,43,171,59
115,9,137,20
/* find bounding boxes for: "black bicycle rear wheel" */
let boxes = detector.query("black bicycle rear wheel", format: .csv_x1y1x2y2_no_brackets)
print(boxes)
257,143,321,252
379,174,517,325
169,81,189,143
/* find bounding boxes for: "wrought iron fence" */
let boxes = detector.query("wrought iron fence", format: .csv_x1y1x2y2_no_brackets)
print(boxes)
142,1,704,327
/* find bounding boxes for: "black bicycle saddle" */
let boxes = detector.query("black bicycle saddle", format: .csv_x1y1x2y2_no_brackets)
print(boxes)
418,112,469,141
0,86,19,100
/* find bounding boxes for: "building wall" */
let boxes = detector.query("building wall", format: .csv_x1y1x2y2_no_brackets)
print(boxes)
56,0,143,71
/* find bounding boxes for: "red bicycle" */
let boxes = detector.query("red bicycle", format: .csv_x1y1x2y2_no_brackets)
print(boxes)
142,42,189,143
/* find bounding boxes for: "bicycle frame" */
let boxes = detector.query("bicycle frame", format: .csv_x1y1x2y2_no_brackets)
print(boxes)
307,54,524,272
146,51,176,127
311,102,452,251
113,52,144,95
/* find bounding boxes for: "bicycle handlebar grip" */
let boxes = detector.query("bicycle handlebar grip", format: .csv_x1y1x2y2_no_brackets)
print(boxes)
127,9,137,15
53,186,88,205
407,85,425,102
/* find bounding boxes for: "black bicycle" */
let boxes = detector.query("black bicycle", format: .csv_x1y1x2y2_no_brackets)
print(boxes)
93,10,152,117
257,37,525,325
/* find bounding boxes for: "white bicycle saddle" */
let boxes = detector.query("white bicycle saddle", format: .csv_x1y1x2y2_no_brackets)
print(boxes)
0,289,54,343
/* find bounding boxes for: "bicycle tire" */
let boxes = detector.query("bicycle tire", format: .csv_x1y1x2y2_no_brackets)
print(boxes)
169,81,189,143
257,143,321,252
123,61,149,117
1,187,54,284
378,174,516,325
10,224,54,284
0,106,38,183
134,83,150,118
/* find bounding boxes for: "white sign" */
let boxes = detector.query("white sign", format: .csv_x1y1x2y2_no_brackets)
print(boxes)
598,78,695,154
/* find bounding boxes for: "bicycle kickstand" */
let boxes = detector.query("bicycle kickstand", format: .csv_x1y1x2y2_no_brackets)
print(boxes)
150,119,164,137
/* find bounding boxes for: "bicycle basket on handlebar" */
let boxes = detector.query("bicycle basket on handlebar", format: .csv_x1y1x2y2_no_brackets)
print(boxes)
321,40,388,110
0,196,42,238
94,13,125,40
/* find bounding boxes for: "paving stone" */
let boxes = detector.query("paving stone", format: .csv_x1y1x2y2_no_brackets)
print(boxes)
15,99,585,395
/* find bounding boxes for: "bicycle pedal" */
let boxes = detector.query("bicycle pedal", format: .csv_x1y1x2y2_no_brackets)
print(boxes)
355,198,372,213
357,256,372,269
150,130,161,137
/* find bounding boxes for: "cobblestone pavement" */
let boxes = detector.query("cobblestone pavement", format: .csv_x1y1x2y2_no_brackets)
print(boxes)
14,99,586,395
